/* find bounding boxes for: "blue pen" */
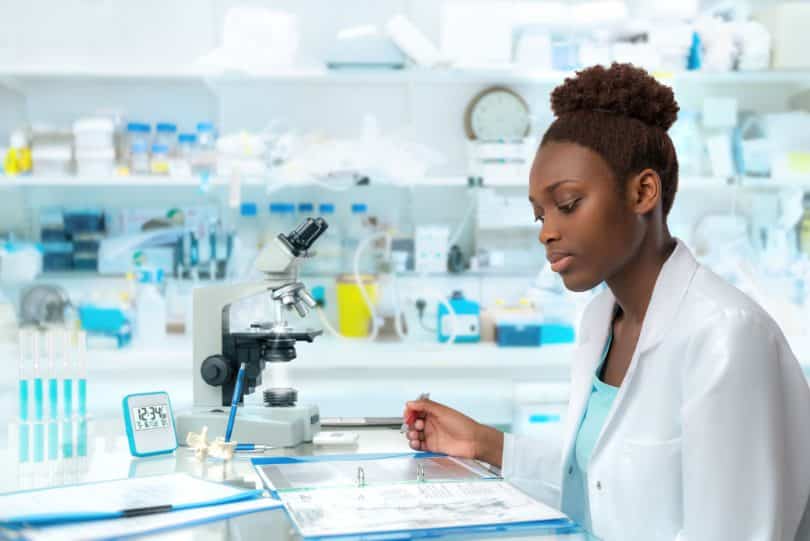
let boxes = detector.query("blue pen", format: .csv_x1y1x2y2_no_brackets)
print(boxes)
235,443,275,452
224,363,246,442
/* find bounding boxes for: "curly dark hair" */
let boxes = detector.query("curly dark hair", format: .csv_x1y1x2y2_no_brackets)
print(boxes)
541,62,680,215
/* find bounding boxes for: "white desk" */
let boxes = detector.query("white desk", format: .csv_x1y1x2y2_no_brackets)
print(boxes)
0,419,588,540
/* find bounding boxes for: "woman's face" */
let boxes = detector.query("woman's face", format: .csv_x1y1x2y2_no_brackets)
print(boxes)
529,141,644,292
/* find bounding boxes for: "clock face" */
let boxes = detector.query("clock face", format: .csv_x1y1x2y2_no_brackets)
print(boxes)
469,89,530,140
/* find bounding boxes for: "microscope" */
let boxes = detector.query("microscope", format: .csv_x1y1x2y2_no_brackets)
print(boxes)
175,218,328,447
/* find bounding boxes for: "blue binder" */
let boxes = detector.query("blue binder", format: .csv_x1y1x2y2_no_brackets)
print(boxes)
252,452,581,540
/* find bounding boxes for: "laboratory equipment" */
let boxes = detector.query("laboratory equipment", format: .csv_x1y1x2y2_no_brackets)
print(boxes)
326,25,406,69
47,331,58,460
385,14,443,68
31,129,72,175
127,122,151,174
464,86,531,140
3,130,32,175
496,312,543,347
341,203,374,273
155,123,177,154
437,291,480,343
175,217,329,447
122,392,178,457
18,329,30,462
336,274,378,337
308,203,341,274
135,268,167,345
150,143,170,175
20,285,71,327
193,122,217,177
74,118,116,177
414,226,449,273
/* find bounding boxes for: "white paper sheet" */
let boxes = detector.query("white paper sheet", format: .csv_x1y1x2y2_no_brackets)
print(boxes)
21,497,283,541
1,473,251,522
257,455,494,492
280,479,566,537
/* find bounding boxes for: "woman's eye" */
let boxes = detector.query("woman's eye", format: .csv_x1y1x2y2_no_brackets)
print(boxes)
558,199,579,214
534,215,544,223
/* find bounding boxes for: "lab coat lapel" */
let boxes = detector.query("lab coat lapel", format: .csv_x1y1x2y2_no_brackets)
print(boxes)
589,240,698,461
559,287,616,466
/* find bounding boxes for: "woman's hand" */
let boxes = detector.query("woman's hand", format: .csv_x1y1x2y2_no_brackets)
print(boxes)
403,399,504,467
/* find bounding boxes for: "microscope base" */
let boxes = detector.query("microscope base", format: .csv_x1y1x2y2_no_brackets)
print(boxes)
175,404,320,448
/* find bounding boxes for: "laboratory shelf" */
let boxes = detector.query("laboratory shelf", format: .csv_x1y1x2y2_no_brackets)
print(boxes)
1,66,809,92
6,174,804,191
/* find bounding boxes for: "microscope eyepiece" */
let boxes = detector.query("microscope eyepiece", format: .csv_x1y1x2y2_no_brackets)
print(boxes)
280,217,328,256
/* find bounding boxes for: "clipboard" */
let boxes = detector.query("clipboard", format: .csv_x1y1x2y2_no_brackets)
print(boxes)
252,452,579,540
0,473,264,528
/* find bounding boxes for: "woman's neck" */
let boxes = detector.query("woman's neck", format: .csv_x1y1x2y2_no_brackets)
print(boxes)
606,229,676,327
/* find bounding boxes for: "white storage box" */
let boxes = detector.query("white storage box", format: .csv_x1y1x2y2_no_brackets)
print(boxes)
76,147,115,177
73,117,115,149
32,145,72,175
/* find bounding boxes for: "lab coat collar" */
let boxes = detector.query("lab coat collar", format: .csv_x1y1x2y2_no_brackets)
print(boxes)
577,239,698,357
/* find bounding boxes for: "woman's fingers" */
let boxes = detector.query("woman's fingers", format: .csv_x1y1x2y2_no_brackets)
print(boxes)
414,418,425,431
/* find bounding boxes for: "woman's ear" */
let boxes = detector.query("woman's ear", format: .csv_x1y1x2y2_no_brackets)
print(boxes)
627,168,662,215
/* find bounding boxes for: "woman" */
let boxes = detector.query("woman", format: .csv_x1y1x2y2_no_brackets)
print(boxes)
403,63,810,540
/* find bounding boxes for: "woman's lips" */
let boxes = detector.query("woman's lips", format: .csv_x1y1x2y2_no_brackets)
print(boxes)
547,252,575,273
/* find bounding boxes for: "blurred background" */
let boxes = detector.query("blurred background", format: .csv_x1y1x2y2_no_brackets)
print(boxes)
2,0,810,451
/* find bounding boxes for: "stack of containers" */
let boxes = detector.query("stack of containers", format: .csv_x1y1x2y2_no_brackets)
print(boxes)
72,118,115,177
31,128,73,176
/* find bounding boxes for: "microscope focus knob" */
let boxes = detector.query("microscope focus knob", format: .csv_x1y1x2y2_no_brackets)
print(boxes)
201,355,231,386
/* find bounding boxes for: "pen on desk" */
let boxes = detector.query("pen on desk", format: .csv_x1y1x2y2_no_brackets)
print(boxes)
234,443,275,452
401,392,430,433
224,363,246,442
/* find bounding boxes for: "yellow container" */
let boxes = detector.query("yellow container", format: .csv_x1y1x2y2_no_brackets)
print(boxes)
336,274,378,337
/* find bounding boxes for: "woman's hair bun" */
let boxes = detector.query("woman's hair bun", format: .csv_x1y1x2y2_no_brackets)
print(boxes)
550,62,679,131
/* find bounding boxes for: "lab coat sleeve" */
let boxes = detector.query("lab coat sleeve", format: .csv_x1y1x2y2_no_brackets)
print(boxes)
501,432,563,509
679,308,810,541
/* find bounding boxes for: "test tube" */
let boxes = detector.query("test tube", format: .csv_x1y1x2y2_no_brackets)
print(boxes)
32,331,44,463
76,331,87,458
18,329,30,463
77,331,87,418
62,331,73,458
47,331,59,461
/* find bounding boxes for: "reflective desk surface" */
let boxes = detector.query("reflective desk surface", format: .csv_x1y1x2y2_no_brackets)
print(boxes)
1,419,587,540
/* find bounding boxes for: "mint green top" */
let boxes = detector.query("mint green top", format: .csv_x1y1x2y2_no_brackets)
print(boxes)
574,331,618,473
570,331,618,533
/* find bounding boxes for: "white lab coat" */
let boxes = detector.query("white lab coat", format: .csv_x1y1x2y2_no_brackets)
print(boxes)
502,240,810,540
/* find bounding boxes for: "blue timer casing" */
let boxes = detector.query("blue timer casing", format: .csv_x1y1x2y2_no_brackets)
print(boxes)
122,391,178,457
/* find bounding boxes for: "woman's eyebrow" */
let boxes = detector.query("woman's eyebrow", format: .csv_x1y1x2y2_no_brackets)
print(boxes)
529,179,580,203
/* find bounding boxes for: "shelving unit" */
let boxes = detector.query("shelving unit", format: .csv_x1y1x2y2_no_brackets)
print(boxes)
3,174,809,191
1,66,809,90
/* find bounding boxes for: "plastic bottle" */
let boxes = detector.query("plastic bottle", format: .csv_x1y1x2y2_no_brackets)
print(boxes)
177,133,197,163
135,269,167,346
194,122,217,177
130,141,150,175
150,144,170,175
342,203,374,274
126,123,151,174
155,123,177,155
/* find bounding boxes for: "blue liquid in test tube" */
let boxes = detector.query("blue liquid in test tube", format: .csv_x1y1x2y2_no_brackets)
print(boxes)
62,331,74,458
47,331,59,460
18,330,30,462
32,332,44,462
77,331,87,418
